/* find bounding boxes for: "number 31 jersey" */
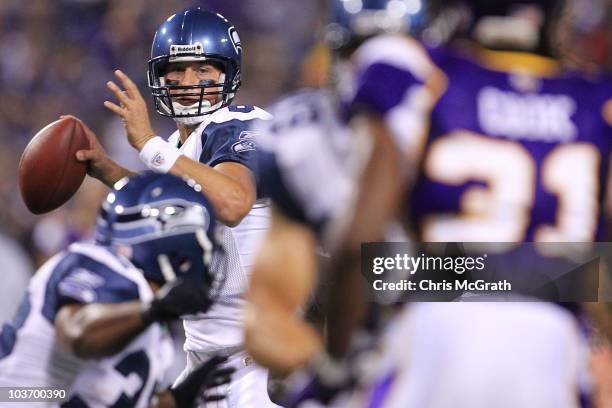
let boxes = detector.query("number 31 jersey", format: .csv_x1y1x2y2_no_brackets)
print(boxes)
351,35,612,242
0,243,173,407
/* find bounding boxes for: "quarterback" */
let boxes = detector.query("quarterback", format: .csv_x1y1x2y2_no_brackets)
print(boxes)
74,7,276,407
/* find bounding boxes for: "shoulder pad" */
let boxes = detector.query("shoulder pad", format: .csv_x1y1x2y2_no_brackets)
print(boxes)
256,90,336,141
354,35,438,82
41,246,145,322
210,105,272,124
267,89,331,115
68,243,140,281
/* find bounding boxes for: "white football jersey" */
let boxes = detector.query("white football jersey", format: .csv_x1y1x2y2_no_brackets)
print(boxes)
0,242,173,408
255,90,372,246
166,105,273,351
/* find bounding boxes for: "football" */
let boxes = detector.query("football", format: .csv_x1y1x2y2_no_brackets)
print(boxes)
18,116,90,214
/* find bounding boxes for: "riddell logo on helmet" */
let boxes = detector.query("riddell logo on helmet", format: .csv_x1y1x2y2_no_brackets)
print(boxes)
170,44,204,56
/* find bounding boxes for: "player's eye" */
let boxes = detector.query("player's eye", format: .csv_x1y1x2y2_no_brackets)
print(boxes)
164,67,186,77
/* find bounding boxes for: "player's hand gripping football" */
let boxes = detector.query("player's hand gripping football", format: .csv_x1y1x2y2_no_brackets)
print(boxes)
170,355,235,407
67,115,131,187
142,279,213,324
104,69,156,151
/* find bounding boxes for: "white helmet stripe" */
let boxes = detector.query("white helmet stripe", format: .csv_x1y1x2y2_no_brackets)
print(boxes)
157,254,177,282
196,228,214,266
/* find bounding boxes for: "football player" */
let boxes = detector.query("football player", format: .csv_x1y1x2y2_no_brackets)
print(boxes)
0,172,232,407
250,0,610,406
349,0,611,244
245,1,408,378
73,7,277,407
336,0,611,405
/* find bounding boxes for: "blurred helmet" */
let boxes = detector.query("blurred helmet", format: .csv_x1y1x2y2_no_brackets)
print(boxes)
148,7,242,125
425,0,565,55
325,0,426,54
96,172,224,299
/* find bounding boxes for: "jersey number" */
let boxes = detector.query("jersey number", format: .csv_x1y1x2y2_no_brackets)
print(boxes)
60,350,152,408
423,131,600,242
110,350,151,408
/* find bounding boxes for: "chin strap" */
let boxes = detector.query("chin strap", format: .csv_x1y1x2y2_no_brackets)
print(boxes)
173,115,208,126
171,98,225,125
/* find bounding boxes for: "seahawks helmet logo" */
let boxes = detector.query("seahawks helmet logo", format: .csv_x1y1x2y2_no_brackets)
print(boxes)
229,27,242,54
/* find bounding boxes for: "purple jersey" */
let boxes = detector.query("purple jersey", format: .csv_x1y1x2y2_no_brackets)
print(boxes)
351,35,612,242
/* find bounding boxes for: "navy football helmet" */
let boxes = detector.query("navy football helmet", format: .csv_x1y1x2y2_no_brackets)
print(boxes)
96,172,224,299
325,0,426,53
148,7,242,124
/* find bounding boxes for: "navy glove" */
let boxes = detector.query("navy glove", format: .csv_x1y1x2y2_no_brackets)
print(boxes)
143,279,212,324
170,355,235,407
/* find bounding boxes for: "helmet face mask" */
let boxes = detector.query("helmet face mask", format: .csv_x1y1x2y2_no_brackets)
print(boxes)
148,56,241,124
148,8,242,124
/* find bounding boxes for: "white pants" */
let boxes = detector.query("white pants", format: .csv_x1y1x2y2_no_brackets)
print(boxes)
174,349,280,408
365,302,585,408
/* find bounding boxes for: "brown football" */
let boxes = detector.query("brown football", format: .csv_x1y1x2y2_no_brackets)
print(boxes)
18,116,90,214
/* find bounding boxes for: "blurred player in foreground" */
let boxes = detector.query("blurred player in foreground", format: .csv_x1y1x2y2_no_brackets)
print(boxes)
250,0,611,406
339,0,611,406
73,7,276,407
245,0,409,389
0,172,232,407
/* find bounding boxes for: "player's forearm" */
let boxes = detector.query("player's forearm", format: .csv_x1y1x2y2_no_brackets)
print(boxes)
97,160,135,188
56,302,149,359
338,117,405,252
170,156,255,226
325,250,362,360
245,212,322,373
325,116,406,359
245,301,322,374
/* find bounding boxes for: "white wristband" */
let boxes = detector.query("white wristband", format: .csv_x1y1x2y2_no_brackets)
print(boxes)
139,136,181,173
